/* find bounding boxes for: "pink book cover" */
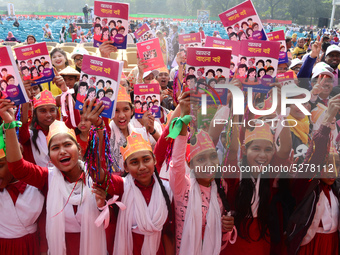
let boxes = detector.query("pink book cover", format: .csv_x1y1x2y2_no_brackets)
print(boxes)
267,30,288,63
178,32,202,49
238,40,280,93
75,54,123,118
93,1,129,49
186,47,231,104
134,23,155,42
219,0,267,41
137,38,165,72
14,42,55,84
277,71,296,87
205,36,240,78
0,46,29,105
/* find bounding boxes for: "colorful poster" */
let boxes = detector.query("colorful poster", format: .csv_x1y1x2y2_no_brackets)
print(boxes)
75,55,124,118
93,1,129,49
205,36,240,78
219,0,267,41
267,30,288,64
178,32,202,50
137,38,165,72
134,84,161,119
238,40,280,93
15,42,55,85
186,47,231,104
0,46,29,105
134,23,155,43
277,71,296,87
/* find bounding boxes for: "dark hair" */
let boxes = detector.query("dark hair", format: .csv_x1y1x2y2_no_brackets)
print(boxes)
97,79,105,88
241,56,247,61
110,28,118,37
26,35,36,43
50,48,69,67
188,66,196,71
246,28,253,37
79,81,88,90
100,27,109,41
266,59,272,63
257,68,266,77
97,89,105,98
267,67,275,72
117,20,122,23
105,88,113,94
245,68,257,82
215,178,230,213
34,59,41,65
238,64,248,71
234,150,271,241
256,60,265,67
30,66,38,79
109,20,116,27
21,66,29,73
186,75,197,83
38,65,44,72
229,32,237,39
94,23,102,30
106,80,112,85
206,69,215,77
82,74,88,79
208,78,217,86
1,68,7,72
241,21,248,28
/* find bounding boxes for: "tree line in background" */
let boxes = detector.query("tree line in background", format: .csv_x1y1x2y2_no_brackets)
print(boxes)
6,0,340,26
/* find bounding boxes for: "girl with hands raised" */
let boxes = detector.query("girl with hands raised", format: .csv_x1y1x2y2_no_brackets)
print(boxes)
0,98,107,255
168,91,236,254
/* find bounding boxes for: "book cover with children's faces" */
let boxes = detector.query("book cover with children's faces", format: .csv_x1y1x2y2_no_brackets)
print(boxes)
219,0,267,41
14,42,55,85
186,47,231,105
134,23,155,43
178,32,202,51
238,40,280,93
75,54,123,118
267,30,288,64
93,1,129,49
134,84,161,119
204,36,240,78
0,46,29,105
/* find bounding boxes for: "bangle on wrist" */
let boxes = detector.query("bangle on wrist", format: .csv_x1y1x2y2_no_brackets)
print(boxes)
150,129,156,135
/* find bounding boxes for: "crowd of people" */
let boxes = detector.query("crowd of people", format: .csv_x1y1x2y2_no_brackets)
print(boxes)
0,9,340,255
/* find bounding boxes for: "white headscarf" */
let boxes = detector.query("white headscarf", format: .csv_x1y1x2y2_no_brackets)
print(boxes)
113,173,172,255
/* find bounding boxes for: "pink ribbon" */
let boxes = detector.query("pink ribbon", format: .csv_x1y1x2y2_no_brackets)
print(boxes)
95,195,126,229
61,88,77,128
